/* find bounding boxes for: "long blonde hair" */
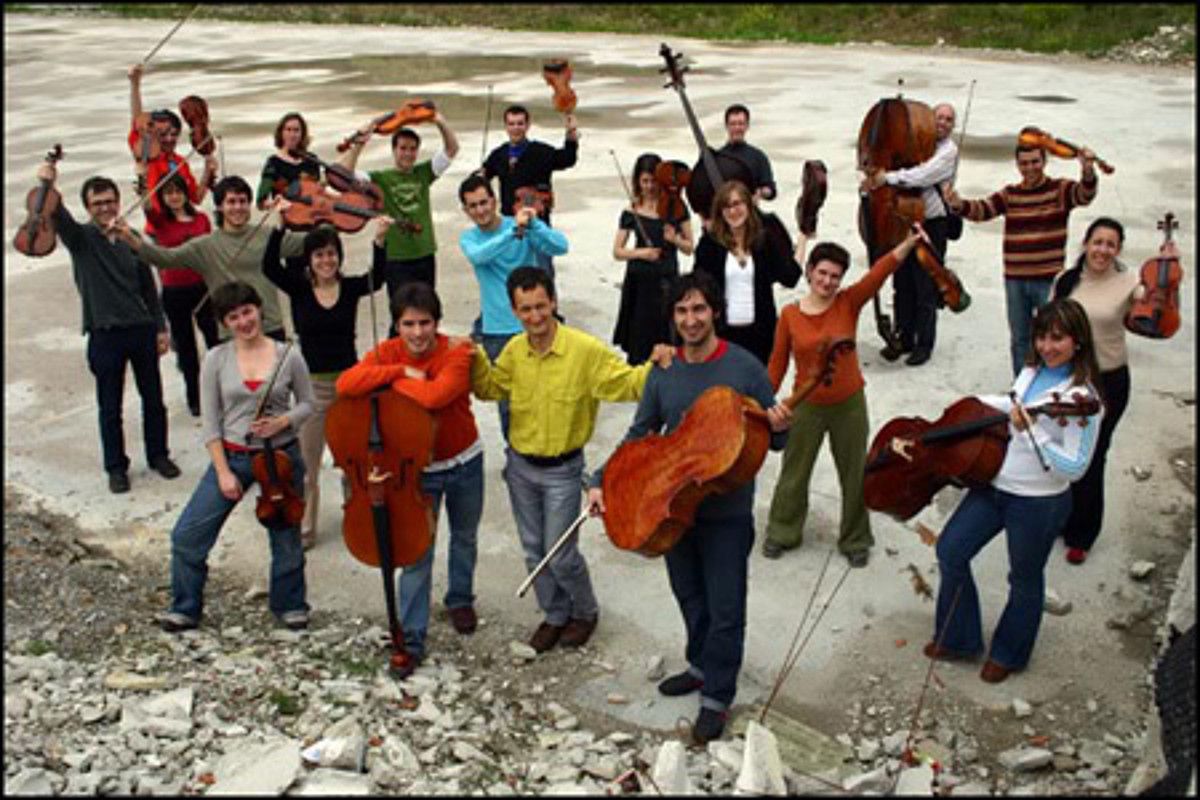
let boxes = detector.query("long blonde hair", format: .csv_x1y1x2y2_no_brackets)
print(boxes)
708,180,761,252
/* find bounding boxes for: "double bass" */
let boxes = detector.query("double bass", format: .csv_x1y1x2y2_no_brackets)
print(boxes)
858,90,970,350
1125,212,1183,339
863,393,1100,521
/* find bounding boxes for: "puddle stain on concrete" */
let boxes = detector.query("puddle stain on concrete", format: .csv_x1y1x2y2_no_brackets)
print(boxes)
1014,94,1078,104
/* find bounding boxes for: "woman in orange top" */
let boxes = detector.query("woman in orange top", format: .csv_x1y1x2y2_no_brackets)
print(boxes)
762,225,927,567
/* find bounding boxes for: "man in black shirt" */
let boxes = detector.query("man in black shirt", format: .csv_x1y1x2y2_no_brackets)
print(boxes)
38,163,181,493
719,104,776,202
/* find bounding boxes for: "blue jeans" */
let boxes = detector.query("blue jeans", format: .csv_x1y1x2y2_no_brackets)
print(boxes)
398,451,485,659
503,449,597,626
169,441,308,623
934,486,1071,671
664,514,754,711
480,333,516,439
1004,277,1055,377
87,324,170,473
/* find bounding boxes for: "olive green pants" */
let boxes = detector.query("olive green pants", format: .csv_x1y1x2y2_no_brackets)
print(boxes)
766,388,872,555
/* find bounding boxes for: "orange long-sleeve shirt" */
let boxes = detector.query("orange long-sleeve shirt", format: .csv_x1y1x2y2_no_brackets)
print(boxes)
335,334,479,461
767,252,899,406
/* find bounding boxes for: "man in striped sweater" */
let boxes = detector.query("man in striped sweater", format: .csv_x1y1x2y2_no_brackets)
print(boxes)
945,136,1098,375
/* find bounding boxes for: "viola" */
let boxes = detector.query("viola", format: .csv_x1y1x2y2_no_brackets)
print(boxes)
325,389,435,674
658,43,794,265
857,91,971,349
1126,212,1183,339
13,144,64,258
248,342,306,528
654,160,691,220
795,159,827,237
277,175,383,233
178,95,216,156
335,99,438,153
863,392,1100,521
599,339,852,556
1018,126,1114,174
543,59,577,115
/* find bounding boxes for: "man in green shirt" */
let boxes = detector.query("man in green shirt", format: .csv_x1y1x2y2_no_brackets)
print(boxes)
471,267,671,653
338,109,459,306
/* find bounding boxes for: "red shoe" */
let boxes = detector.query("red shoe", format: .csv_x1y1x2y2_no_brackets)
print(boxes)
448,605,478,635
980,659,1012,683
1066,547,1087,565
923,641,975,662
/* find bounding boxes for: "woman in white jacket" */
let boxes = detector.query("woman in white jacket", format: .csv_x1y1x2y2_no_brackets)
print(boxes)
924,297,1103,683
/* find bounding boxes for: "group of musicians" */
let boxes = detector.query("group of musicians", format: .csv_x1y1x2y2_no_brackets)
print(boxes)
31,53,1183,746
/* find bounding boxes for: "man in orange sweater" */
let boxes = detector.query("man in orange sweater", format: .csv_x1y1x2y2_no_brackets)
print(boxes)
336,283,482,678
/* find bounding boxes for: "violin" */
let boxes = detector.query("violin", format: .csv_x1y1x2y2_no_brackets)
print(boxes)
863,392,1100,521
248,343,306,528
543,59,577,115
511,185,553,231
13,144,64,258
325,390,435,674
130,112,165,193
335,99,438,153
654,160,691,220
795,159,827,237
277,175,383,233
1126,212,1183,339
600,339,852,556
178,95,215,156
857,90,971,350
1018,126,1114,174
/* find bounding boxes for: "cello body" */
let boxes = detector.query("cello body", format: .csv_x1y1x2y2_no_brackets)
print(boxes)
601,385,771,557
325,390,435,568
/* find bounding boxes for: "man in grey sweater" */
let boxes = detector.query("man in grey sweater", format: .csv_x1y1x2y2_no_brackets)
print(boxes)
40,163,180,494
587,271,792,745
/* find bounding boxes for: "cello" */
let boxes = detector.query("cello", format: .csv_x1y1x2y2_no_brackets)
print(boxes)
858,89,971,350
863,392,1100,521
324,259,435,677
13,144,64,258
1125,212,1183,339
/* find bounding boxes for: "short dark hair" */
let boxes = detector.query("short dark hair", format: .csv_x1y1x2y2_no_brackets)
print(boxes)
274,112,310,151
459,174,495,204
507,266,555,304
807,242,851,276
391,281,442,322
391,128,421,149
155,172,195,219
667,271,725,322
504,104,530,122
80,176,119,207
302,226,343,273
150,109,182,133
212,176,253,226
724,104,750,123
211,281,262,321
1015,129,1046,160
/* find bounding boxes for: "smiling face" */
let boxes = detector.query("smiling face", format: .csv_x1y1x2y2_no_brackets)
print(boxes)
725,111,749,144
672,289,716,348
85,187,120,228
219,190,252,230
1083,224,1123,275
933,104,956,141
1035,324,1076,369
393,136,419,171
807,259,846,301
222,302,262,341
162,182,187,214
637,171,658,201
462,186,498,230
1016,148,1046,186
512,284,556,340
308,243,341,283
719,190,750,231
504,111,529,144
396,306,438,359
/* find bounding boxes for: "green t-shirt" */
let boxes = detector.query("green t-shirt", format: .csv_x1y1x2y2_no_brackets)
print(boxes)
370,161,438,261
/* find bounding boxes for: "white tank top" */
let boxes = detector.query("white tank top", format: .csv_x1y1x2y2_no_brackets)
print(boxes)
725,252,756,326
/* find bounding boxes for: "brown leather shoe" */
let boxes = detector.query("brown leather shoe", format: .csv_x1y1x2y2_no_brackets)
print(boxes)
448,605,477,635
559,614,599,648
529,621,565,653
980,659,1012,683
923,641,975,662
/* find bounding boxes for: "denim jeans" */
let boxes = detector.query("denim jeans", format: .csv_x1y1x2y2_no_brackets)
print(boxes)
664,514,754,710
86,324,171,474
503,449,596,626
398,451,485,659
480,333,516,439
169,440,308,623
934,485,1071,670
1004,277,1055,376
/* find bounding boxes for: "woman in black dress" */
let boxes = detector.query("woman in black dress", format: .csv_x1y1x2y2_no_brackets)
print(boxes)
256,112,322,209
611,153,694,364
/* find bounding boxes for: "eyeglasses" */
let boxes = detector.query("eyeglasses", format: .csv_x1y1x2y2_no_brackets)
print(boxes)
87,198,119,208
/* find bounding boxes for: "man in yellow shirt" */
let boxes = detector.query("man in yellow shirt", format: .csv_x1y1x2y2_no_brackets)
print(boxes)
472,267,670,652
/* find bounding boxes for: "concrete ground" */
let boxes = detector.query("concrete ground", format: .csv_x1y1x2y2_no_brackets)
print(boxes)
4,13,1195,753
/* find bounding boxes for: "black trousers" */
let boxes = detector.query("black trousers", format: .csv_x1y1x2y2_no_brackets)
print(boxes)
161,283,219,408
892,215,949,353
1063,365,1130,551
86,324,170,474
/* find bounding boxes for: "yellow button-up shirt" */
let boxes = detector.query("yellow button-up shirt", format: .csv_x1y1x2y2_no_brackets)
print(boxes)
471,324,652,457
